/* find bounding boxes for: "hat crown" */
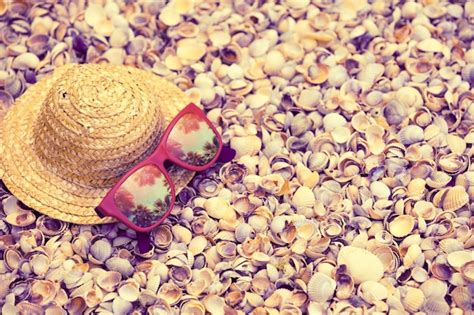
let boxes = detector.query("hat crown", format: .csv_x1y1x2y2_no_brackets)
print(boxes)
32,65,163,188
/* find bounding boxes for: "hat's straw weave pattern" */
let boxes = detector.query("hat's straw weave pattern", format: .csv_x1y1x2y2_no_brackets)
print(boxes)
0,64,195,224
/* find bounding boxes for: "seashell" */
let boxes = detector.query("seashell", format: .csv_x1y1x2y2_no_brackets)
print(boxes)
302,63,329,84
5,209,35,227
97,271,121,292
431,263,453,281
307,272,336,303
370,181,391,199
157,282,181,306
439,238,464,254
398,125,424,146
337,246,384,284
446,134,466,154
420,278,448,299
16,301,44,314
422,298,450,314
177,21,199,38
11,52,40,70
447,251,473,271
230,136,262,159
188,236,208,255
172,225,192,245
389,215,415,238
365,124,385,155
401,287,425,313
118,279,140,302
403,244,422,267
417,38,443,52
88,237,113,264
182,300,206,315
169,265,192,286
159,3,181,26
112,296,133,315
153,225,173,249
30,252,50,276
358,281,388,304
36,215,68,236
177,39,207,62
204,197,236,221
30,280,57,306
105,257,134,277
292,186,315,209
4,248,22,271
357,63,384,85
203,294,225,314
323,113,347,132
412,201,437,221
461,261,474,282
426,171,451,189
451,286,472,312
442,186,469,212
85,4,106,27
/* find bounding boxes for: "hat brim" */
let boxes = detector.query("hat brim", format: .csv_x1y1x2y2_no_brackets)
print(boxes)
0,64,195,224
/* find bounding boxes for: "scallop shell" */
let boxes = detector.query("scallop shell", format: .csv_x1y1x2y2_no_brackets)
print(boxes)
292,186,315,209
97,271,122,292
461,261,474,282
442,186,469,212
307,272,336,302
337,246,384,284
451,286,472,312
420,278,448,299
181,300,206,315
447,251,473,271
399,125,424,145
422,298,450,314
358,281,388,304
389,215,415,238
402,287,425,313
118,280,140,302
230,136,262,159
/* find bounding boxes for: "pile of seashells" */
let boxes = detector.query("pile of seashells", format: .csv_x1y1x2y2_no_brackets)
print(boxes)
1,0,474,314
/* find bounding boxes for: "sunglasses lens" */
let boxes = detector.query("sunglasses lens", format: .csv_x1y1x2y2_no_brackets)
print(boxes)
166,112,219,166
114,164,172,227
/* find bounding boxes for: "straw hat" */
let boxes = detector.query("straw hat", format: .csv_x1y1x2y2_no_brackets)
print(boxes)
0,64,195,224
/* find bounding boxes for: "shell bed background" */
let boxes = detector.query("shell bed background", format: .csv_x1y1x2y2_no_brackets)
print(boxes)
0,0,473,314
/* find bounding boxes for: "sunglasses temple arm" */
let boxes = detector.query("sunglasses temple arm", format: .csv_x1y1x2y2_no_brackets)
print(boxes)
217,145,236,163
136,232,153,253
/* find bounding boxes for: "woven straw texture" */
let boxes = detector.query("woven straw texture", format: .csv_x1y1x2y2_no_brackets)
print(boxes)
0,64,195,224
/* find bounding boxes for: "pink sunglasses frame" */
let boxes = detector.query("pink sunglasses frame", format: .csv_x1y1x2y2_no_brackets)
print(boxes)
96,103,223,233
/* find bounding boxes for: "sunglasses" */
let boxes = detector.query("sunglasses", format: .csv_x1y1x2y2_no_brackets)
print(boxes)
95,103,235,251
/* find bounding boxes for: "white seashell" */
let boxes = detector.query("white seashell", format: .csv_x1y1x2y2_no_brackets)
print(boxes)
230,136,262,158
399,125,424,145
263,50,285,75
12,53,40,70
188,236,208,255
286,0,310,9
330,126,351,144
447,251,473,271
235,223,255,243
249,39,270,57
357,63,384,84
417,38,443,52
171,225,192,245
85,4,107,27
112,296,132,315
323,113,347,132
337,246,384,284
389,215,415,238
203,294,225,314
420,278,448,299
402,287,425,313
204,197,236,221
105,257,134,277
370,181,391,199
358,281,388,304
89,239,113,263
292,186,315,208
307,272,336,302
109,28,129,48
177,39,207,62
159,5,182,26
327,65,349,87
118,280,140,302
442,186,469,212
